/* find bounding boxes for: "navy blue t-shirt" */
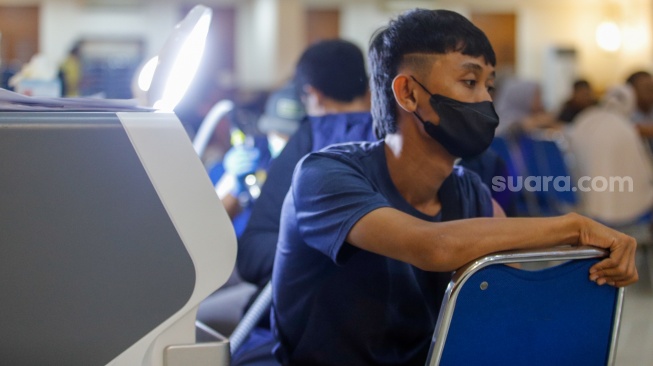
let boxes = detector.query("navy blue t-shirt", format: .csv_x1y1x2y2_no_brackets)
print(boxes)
271,140,493,365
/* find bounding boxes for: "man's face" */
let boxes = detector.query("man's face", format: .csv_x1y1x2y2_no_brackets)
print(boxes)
427,52,495,100
413,52,495,123
632,75,653,114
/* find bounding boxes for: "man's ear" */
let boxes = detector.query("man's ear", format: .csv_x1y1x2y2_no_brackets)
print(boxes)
392,74,418,113
304,85,325,106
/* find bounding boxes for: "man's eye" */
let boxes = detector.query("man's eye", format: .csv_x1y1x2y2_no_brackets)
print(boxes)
463,80,477,87
487,86,496,93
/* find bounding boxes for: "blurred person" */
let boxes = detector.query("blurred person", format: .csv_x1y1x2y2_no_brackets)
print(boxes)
59,42,82,97
567,84,653,228
626,71,653,124
196,83,305,338
557,79,596,123
214,82,306,231
231,39,374,365
494,77,560,137
626,71,653,147
265,8,636,366
237,39,373,289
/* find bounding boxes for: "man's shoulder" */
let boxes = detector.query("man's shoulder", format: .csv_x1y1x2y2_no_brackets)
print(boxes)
448,165,494,198
445,165,494,217
309,139,382,161
293,140,383,183
448,165,486,189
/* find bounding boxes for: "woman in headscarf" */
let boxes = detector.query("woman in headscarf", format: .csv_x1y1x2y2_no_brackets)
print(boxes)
494,78,559,137
566,84,653,227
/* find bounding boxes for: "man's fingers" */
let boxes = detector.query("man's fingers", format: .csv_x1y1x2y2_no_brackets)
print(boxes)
589,255,638,287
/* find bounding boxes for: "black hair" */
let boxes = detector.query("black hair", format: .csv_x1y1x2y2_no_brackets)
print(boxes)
369,9,496,138
626,71,652,85
573,79,590,90
294,39,368,103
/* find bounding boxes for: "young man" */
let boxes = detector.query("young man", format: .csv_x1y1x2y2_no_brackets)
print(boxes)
270,9,638,365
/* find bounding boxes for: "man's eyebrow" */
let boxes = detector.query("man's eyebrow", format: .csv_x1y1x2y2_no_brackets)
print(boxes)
461,62,483,73
462,62,495,78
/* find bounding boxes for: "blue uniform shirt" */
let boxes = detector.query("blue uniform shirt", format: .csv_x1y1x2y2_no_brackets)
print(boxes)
271,140,493,365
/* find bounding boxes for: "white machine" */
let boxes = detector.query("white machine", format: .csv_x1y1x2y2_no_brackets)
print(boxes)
0,111,236,365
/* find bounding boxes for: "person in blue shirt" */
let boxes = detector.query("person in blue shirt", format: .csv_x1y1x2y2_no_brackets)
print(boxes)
212,83,306,237
196,83,305,338
237,39,375,289
231,39,375,365
269,9,638,366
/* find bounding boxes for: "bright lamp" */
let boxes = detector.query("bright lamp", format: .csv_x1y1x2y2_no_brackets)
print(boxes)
136,5,212,111
596,21,622,52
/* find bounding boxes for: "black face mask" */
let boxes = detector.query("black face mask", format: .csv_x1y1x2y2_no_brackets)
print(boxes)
410,76,499,158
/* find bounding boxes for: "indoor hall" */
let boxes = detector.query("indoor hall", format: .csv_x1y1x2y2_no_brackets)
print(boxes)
1,0,652,365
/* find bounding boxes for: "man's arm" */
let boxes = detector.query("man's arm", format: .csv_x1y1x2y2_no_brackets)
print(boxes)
346,209,637,287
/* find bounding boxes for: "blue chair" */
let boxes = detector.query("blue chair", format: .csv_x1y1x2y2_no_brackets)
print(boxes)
490,135,544,217
490,136,519,179
517,134,578,216
426,246,624,366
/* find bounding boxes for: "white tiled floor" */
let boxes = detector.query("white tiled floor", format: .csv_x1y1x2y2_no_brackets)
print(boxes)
614,249,653,365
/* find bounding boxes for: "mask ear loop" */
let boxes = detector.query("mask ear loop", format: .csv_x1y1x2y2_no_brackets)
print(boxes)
409,75,437,130
410,75,434,95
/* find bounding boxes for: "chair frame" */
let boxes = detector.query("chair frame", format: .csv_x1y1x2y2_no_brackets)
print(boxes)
426,245,626,366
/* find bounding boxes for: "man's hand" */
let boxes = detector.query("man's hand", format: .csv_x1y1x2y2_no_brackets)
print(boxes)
576,213,639,287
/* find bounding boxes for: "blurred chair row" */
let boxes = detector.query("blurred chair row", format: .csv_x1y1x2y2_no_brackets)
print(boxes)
491,131,653,288
490,131,577,218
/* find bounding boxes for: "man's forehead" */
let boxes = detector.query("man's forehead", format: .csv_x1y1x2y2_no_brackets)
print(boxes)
432,53,494,73
400,52,495,78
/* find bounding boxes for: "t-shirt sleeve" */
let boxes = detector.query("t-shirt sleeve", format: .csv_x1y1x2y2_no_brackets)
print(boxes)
290,151,390,265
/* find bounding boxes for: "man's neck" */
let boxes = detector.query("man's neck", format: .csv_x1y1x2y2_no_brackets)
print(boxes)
384,129,455,216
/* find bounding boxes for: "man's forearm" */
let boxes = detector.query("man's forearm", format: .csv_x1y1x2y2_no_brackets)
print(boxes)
422,214,581,271
347,208,582,272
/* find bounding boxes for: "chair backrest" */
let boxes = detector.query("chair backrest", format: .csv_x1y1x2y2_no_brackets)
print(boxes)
426,246,624,366
517,134,578,216
490,135,544,217
489,136,518,179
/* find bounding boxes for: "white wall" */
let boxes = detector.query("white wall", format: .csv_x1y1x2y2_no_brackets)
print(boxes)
40,0,179,66
236,0,305,90
337,0,653,108
10,0,653,96
514,0,653,91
